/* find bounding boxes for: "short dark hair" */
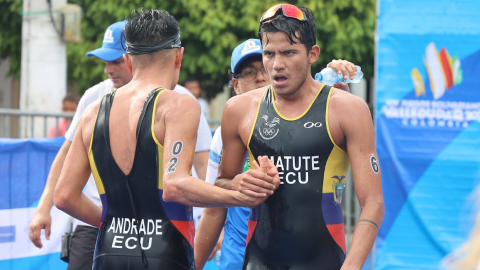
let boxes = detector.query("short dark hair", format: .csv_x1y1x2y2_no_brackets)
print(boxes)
258,6,316,53
124,9,180,46
227,55,263,80
63,92,80,104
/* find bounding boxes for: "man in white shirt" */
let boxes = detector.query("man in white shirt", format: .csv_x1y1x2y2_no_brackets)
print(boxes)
28,20,211,270
184,77,209,118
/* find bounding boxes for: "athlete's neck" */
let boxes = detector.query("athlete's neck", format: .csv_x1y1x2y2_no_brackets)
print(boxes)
273,76,322,108
128,66,177,91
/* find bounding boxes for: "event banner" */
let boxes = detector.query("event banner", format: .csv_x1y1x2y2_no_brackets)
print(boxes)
0,138,68,270
375,0,480,269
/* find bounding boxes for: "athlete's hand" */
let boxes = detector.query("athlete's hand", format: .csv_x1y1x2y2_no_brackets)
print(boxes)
29,209,51,248
232,156,279,198
327,59,357,92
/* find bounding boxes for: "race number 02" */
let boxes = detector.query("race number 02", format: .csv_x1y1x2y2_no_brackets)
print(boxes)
167,141,183,173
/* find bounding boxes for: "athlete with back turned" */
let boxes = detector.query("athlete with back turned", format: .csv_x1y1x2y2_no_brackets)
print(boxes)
53,9,279,269
215,4,385,269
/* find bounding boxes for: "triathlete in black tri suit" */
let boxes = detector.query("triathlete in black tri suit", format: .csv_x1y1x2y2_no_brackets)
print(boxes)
54,9,279,270
215,4,385,270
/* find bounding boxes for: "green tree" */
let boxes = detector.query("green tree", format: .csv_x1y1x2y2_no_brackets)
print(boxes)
0,0,22,79
0,0,375,99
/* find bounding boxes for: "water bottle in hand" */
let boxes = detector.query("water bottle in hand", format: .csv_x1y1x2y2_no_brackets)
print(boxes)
315,65,363,85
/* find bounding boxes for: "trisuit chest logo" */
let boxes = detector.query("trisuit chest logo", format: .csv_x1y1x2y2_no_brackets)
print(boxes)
258,115,280,140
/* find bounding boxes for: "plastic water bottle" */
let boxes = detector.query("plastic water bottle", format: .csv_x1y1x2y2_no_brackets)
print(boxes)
213,250,221,266
315,65,363,85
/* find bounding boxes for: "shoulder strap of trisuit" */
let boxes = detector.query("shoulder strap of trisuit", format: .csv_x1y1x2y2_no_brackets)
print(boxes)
320,84,332,100
102,90,116,155
135,88,164,140
263,85,273,105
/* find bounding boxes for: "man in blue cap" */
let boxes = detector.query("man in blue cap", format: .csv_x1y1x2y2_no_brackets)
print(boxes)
195,38,357,270
29,20,212,270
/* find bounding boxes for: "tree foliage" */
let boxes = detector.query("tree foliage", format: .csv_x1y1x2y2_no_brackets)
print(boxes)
0,0,22,79
0,0,375,99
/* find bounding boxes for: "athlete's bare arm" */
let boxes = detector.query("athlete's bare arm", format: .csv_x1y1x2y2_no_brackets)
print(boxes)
29,139,71,248
157,91,271,207
329,89,385,269
54,101,103,227
215,89,280,197
194,207,227,269
193,150,209,180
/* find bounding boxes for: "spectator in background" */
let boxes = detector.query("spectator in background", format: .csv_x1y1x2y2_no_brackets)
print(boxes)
47,92,80,137
184,77,209,118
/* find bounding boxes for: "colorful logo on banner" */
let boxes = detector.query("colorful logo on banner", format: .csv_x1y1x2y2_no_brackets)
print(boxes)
411,42,463,99
381,42,479,129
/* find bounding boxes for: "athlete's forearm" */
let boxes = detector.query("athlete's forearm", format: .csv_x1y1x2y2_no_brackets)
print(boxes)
341,200,384,270
36,140,72,213
55,193,102,227
163,175,252,208
214,177,235,190
195,207,227,269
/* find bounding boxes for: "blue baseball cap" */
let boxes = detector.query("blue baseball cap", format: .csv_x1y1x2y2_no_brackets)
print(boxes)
86,21,127,61
231,39,263,74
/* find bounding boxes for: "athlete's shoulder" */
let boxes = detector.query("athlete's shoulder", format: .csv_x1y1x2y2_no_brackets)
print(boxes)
329,87,371,121
81,98,102,123
173,84,194,97
225,86,268,113
157,89,200,114
330,87,368,108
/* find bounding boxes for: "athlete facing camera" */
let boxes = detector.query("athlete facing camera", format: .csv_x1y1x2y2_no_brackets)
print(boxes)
214,4,384,269
195,38,359,270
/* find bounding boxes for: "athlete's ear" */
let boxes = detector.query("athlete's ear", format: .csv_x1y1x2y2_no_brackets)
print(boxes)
308,45,320,65
174,47,184,69
124,54,133,74
232,78,241,95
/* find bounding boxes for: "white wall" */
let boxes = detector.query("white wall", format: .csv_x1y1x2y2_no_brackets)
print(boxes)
20,0,67,137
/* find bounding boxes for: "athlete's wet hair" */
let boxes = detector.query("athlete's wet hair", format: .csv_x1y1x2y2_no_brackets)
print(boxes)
258,6,316,53
124,9,180,47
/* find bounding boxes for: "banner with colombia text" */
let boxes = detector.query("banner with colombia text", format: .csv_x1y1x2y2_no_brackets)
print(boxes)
375,0,480,269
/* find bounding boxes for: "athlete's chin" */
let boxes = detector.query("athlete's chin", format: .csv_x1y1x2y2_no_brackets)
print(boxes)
273,87,296,97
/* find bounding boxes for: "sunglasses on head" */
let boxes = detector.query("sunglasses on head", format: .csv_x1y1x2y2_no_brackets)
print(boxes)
260,4,306,23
